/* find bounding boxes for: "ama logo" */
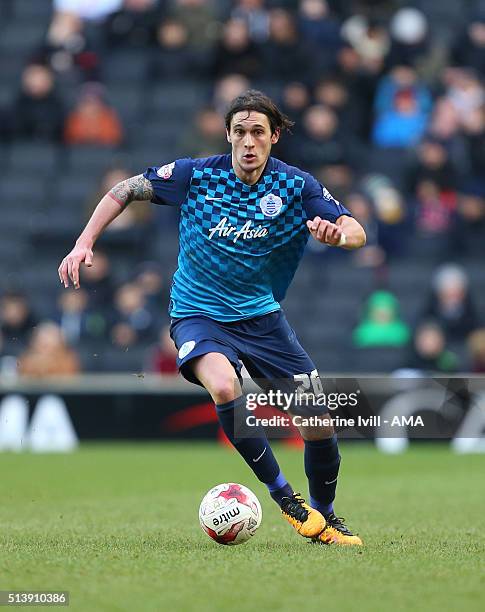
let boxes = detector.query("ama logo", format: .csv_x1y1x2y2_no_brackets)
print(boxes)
259,193,283,217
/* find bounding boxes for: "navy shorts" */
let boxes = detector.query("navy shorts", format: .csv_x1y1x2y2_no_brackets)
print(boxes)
170,310,316,387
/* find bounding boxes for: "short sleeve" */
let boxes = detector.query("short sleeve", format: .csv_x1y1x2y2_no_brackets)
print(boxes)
143,158,194,207
301,172,352,223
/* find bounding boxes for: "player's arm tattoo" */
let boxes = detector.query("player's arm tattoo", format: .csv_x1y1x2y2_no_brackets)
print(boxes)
109,174,154,208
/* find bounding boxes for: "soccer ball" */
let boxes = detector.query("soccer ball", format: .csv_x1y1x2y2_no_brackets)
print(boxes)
199,483,262,545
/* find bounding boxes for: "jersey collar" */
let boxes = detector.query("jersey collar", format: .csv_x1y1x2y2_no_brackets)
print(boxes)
230,156,274,190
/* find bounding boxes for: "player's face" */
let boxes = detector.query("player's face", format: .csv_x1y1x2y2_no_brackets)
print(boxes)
227,111,280,184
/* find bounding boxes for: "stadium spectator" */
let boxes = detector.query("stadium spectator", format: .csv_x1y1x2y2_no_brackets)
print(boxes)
298,0,342,70
313,76,366,142
169,0,217,51
387,7,429,68
426,95,470,175
451,12,485,80
462,104,485,182
427,96,461,143
18,321,81,378
0,291,37,356
64,83,123,146
55,288,107,344
467,328,485,373
411,179,456,240
46,9,100,79
295,104,347,171
406,137,457,195
110,283,157,348
151,19,201,80
279,81,310,126
147,325,179,374
212,73,250,114
261,8,312,81
46,0,123,77
444,68,485,127
422,264,480,343
47,8,84,53
405,138,459,241
180,106,228,158
450,182,485,257
273,81,309,162
341,14,389,70
335,43,381,139
80,250,116,313
104,0,159,48
372,65,431,148
406,320,458,373
10,64,64,142
211,18,262,79
314,162,355,205
353,290,410,348
134,262,169,324
361,174,407,258
231,0,270,44
344,192,386,268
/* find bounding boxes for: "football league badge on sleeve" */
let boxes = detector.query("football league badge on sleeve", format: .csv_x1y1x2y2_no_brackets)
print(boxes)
259,193,283,217
322,185,335,201
157,162,175,179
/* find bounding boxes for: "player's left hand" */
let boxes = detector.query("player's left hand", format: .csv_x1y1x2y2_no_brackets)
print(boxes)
306,217,343,245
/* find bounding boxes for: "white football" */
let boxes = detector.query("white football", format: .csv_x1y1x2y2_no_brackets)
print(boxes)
199,483,262,545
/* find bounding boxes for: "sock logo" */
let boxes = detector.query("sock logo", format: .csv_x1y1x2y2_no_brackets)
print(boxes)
324,477,338,485
252,447,267,463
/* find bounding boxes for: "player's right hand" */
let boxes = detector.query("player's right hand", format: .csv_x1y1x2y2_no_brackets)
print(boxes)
58,245,94,289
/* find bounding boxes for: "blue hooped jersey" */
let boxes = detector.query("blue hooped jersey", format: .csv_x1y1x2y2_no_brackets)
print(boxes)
144,154,351,322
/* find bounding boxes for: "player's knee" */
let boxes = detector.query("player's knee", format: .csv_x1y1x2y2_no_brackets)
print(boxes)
212,378,239,404
210,378,239,405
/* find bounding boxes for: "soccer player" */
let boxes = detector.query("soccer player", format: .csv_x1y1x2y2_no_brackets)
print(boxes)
59,91,366,546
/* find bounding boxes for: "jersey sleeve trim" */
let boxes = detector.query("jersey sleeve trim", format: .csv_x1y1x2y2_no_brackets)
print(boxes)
143,158,195,207
300,171,352,223
107,191,124,208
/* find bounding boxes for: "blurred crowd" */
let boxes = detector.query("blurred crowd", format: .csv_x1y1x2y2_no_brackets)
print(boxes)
0,256,179,376
0,0,484,376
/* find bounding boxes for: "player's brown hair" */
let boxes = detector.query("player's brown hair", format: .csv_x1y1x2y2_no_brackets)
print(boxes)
224,90,294,135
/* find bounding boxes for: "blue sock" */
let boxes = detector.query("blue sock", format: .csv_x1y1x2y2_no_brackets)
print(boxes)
304,435,340,516
266,470,294,507
216,397,293,507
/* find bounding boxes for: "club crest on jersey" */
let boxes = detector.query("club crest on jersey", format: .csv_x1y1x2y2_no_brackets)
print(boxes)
157,162,175,179
259,193,283,217
178,340,196,359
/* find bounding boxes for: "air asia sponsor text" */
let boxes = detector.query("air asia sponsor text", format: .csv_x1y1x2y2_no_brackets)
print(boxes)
208,218,268,243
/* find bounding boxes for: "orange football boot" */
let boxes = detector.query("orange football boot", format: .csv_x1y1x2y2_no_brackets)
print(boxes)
281,493,326,538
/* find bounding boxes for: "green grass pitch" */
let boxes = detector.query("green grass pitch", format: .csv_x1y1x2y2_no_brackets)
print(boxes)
1,443,484,611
